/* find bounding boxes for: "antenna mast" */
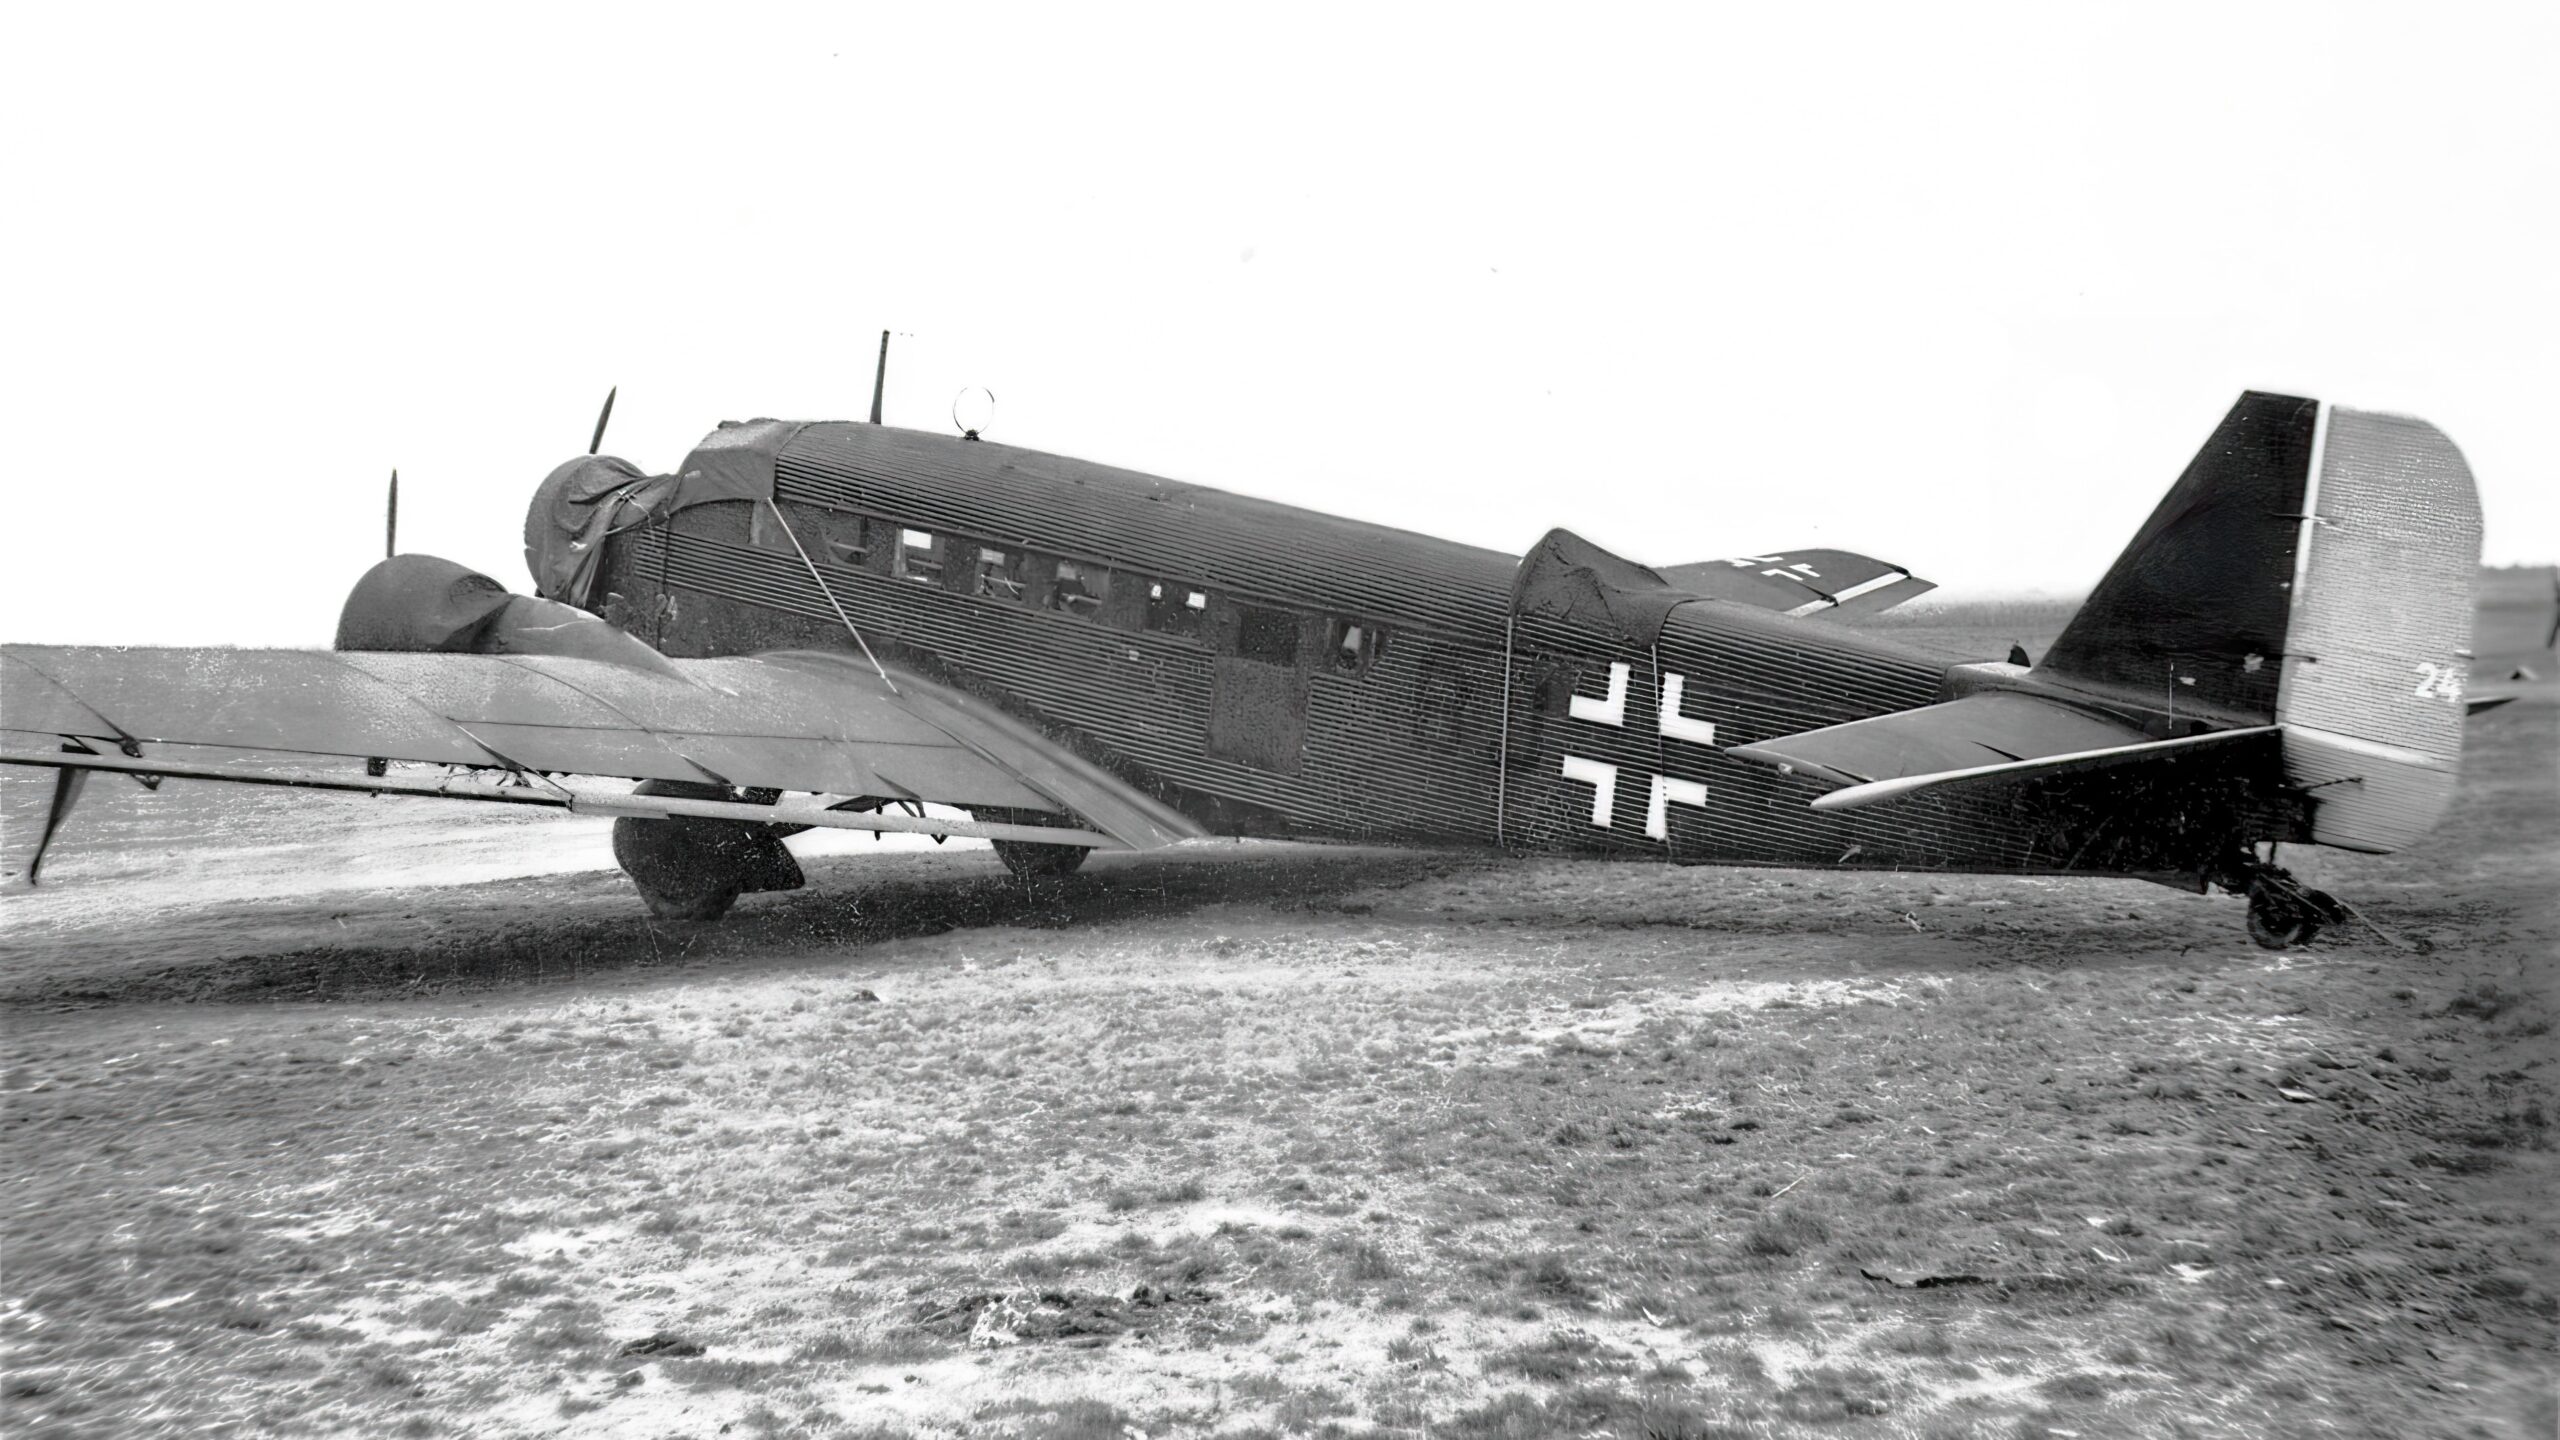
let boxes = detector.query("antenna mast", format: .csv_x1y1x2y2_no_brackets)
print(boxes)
869,330,890,424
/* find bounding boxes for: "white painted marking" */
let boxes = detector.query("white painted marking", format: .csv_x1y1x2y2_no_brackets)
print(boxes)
1781,568,1910,617
1560,756,1618,826
1645,774,1709,838
1762,567,1826,592
1828,570,1908,603
1656,673,1717,745
1569,662,1630,727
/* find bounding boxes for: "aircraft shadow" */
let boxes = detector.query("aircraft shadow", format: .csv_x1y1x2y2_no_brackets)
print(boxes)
1,846,1483,1008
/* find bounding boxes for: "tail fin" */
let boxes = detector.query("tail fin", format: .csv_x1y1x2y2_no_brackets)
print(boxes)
2041,391,2318,719
2042,392,2482,853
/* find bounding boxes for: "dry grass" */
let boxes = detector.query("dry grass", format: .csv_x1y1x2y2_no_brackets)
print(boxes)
2,629,2552,1438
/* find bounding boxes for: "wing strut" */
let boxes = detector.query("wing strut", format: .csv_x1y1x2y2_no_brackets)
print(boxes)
763,499,898,694
0,748,1121,850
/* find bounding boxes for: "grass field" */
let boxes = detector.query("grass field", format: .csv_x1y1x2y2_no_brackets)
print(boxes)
1,608,2552,1439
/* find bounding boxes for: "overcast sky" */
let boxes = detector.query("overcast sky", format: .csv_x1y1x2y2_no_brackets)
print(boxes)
3,4,2552,646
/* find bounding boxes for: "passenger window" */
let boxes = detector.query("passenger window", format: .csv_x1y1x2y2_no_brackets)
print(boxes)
1232,605,1300,666
972,546,1027,602
897,528,942,584
823,512,872,567
1145,579,1208,638
1048,560,1107,618
1329,618,1384,673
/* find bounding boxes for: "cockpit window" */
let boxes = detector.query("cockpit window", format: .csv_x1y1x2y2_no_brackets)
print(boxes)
823,512,872,567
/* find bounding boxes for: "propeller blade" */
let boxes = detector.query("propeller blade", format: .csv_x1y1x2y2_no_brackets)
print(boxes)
589,386,618,455
386,469,399,558
28,762,91,886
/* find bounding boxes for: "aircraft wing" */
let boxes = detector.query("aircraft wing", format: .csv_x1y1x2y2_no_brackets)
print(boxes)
1724,691,2277,811
1655,549,1934,620
0,645,1205,851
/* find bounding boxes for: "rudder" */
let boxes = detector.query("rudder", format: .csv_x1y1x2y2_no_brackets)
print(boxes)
2275,407,2481,852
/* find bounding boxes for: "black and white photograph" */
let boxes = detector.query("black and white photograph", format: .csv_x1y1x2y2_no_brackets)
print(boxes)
2,5,2553,1437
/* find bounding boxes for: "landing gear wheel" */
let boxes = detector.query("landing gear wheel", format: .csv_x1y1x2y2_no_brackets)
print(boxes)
610,780,801,922
2245,875,2322,950
992,839,1090,879
613,815,743,921
625,861,740,921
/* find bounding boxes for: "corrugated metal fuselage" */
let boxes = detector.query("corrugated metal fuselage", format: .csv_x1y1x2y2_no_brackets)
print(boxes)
591,423,2254,880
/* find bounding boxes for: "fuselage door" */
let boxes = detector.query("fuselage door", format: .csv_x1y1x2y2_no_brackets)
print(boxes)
1207,601,1310,775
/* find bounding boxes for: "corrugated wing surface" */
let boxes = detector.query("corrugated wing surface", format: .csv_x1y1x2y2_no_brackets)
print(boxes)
0,646,1081,818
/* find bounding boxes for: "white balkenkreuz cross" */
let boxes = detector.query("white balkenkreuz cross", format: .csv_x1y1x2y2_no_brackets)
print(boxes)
1558,661,1716,838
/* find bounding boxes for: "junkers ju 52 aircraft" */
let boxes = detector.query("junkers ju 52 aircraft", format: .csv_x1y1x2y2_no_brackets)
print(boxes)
1,388,2490,949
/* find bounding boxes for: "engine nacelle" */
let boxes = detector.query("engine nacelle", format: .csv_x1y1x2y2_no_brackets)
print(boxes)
335,554,802,919
334,553,677,673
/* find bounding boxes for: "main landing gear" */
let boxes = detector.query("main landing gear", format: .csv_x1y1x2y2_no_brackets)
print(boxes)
2212,847,2347,951
611,781,806,921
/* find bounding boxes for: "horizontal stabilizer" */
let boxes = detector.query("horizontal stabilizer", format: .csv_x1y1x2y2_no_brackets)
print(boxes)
1724,691,2277,811
1656,549,1934,621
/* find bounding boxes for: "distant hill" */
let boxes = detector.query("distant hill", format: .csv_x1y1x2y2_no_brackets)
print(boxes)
1855,568,2557,678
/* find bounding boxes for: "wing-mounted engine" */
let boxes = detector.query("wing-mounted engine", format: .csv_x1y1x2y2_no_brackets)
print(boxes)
335,553,679,673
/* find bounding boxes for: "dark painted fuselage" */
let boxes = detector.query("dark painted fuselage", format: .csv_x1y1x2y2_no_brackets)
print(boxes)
592,423,2250,880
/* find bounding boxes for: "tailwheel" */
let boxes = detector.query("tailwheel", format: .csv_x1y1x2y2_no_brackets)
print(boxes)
992,839,1090,880
2245,875,2322,950
2214,845,2344,951
2243,869,2346,951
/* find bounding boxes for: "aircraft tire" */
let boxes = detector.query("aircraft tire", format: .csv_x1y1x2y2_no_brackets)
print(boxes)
993,839,1090,879
2245,876,2321,950
631,866,740,922
611,781,804,922
612,814,744,921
